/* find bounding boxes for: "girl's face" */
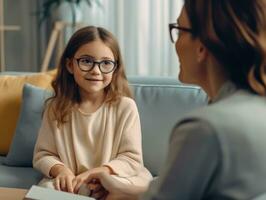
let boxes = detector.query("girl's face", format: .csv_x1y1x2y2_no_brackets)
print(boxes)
67,40,115,100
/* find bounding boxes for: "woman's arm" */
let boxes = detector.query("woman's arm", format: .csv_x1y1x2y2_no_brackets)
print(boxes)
141,119,220,200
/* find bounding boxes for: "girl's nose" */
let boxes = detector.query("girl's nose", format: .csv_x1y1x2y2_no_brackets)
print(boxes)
90,63,101,74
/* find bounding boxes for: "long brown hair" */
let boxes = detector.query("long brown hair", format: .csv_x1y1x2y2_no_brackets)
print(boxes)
184,0,266,95
47,26,132,126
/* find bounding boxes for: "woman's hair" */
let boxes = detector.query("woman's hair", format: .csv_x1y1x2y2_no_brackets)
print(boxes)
47,26,132,125
184,0,266,95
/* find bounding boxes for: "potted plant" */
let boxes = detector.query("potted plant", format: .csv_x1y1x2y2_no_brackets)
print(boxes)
38,0,102,25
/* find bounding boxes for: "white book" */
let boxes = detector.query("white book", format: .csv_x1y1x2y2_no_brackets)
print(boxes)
25,185,95,200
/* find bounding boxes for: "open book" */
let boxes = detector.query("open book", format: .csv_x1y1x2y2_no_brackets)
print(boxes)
25,185,95,200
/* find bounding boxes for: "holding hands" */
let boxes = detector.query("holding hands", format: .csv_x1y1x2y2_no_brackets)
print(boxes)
85,171,127,200
73,166,112,199
84,171,145,200
50,164,112,199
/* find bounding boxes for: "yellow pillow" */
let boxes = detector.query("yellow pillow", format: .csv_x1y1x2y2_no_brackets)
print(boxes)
0,70,56,155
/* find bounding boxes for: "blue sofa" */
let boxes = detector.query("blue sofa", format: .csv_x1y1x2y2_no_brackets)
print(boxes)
0,74,207,189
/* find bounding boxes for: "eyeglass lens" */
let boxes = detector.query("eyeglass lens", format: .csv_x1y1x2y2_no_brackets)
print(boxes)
171,27,179,43
77,58,116,73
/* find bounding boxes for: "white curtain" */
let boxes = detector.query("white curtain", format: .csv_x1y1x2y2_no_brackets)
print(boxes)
80,0,183,77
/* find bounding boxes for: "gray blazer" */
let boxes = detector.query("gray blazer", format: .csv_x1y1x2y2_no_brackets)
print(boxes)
142,82,266,200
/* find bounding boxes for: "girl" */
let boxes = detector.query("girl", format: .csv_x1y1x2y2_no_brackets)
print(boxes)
33,26,152,198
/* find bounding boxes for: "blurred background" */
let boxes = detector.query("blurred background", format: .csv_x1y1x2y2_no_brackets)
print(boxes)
0,0,182,77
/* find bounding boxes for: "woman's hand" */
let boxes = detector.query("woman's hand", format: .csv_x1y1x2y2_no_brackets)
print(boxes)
85,171,145,200
87,179,108,199
50,164,76,193
73,166,112,194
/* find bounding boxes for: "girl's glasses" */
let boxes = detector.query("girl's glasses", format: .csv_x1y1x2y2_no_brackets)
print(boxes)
169,23,193,43
74,57,117,74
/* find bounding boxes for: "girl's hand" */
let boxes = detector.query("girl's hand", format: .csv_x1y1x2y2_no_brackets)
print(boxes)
51,165,76,193
73,166,112,194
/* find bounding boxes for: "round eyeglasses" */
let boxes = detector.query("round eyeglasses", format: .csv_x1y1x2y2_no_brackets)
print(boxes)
169,23,193,43
74,57,117,74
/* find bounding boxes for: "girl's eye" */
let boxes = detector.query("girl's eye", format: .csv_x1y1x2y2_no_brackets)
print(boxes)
102,60,113,65
80,58,93,65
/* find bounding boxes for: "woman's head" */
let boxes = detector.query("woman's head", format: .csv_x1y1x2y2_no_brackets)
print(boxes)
170,9,203,85
49,26,132,124
181,0,266,95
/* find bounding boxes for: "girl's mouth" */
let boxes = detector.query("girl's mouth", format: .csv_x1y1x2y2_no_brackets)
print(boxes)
85,78,102,81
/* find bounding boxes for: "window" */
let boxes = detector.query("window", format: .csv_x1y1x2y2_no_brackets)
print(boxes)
81,0,183,77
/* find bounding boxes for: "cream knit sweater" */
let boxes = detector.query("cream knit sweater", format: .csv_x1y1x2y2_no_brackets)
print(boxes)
33,97,152,186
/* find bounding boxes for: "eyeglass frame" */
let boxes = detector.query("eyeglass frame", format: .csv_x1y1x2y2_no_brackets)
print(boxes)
74,57,117,74
169,23,193,43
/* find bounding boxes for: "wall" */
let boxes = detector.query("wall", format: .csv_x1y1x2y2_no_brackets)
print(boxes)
4,0,40,72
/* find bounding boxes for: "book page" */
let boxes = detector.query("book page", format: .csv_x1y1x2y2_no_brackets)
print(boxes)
25,185,95,200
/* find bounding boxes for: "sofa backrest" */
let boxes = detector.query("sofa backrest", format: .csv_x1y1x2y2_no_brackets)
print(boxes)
128,76,207,176
0,72,207,177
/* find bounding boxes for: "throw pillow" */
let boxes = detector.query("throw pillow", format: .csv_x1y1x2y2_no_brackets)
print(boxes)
0,70,56,155
4,83,52,166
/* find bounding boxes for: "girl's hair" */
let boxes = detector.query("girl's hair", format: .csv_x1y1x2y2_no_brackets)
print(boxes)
47,26,132,125
184,0,266,95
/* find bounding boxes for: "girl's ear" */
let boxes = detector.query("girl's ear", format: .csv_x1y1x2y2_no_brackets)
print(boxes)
66,58,74,74
196,41,208,63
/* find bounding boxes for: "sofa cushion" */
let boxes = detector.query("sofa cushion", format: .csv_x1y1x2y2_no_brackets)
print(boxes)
0,70,56,155
4,84,52,166
128,76,207,175
0,155,5,164
0,156,42,189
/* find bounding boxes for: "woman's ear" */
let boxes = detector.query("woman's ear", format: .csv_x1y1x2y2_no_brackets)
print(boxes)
196,41,208,63
66,58,74,74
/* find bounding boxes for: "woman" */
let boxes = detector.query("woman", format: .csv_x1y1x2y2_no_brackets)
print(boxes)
85,0,266,199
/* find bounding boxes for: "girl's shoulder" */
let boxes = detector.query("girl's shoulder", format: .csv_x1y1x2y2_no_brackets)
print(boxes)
118,96,137,106
114,96,138,112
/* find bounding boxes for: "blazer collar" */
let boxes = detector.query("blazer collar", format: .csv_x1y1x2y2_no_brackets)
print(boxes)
209,81,237,104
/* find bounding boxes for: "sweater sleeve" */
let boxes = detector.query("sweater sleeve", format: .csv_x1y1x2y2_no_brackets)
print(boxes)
105,99,144,177
32,109,65,178
141,119,220,200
